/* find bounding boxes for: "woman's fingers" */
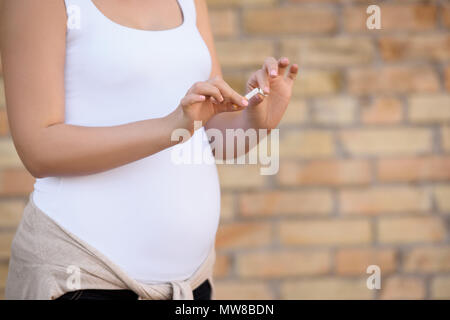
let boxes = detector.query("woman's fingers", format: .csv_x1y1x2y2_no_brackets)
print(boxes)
255,69,270,95
208,77,248,109
287,63,299,82
263,57,279,78
263,56,298,81
278,57,290,76
180,93,206,108
190,81,224,103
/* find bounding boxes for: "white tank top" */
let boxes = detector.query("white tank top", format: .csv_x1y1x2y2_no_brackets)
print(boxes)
32,0,221,283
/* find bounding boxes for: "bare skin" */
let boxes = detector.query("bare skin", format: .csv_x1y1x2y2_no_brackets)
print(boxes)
0,0,297,179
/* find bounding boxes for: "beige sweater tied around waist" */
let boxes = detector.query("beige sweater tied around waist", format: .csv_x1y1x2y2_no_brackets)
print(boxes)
5,192,216,300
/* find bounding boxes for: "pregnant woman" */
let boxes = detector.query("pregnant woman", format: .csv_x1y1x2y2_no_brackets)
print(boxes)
1,0,298,300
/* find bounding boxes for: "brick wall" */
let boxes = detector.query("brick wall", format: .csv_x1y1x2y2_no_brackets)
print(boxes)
0,0,450,299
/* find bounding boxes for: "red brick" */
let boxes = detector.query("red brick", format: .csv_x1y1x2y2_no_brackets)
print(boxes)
0,0,449,302
446,66,450,91
404,247,450,273
0,140,23,168
0,79,5,109
434,185,450,212
220,193,234,222
239,190,332,217
380,276,426,300
443,126,450,152
348,66,440,95
207,0,276,7
377,217,446,244
360,97,403,124
336,248,396,276
218,165,265,190
222,71,248,93
311,97,357,125
431,276,450,299
281,277,373,300
340,187,431,215
213,254,231,278
0,232,14,259
243,7,337,35
0,110,9,136
279,219,372,246
216,40,275,68
340,128,432,156
279,99,308,126
0,168,35,196
442,4,450,28
377,156,450,182
280,130,335,159
379,35,450,62
209,9,237,38
281,37,374,67
409,95,450,123
293,70,341,97
278,160,371,186
0,200,25,228
214,281,274,300
236,250,330,278
345,4,437,32
216,222,272,250
0,263,8,288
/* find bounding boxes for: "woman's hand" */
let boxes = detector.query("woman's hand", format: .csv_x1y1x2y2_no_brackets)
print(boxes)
245,57,299,130
177,77,249,134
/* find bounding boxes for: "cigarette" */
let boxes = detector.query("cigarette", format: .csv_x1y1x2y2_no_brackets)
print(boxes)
232,88,267,110
245,87,267,100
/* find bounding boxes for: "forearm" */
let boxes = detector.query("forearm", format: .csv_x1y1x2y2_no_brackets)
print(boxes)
205,108,270,160
20,108,185,178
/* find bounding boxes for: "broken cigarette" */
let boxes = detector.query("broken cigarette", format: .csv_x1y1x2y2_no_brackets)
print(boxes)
232,88,267,110
245,87,267,100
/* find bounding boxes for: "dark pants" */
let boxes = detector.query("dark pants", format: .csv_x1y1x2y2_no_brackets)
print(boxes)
56,279,212,300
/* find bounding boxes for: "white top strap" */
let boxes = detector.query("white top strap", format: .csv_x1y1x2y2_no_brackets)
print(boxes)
179,0,197,26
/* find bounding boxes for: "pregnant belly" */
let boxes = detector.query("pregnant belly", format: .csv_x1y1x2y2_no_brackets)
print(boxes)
35,143,221,283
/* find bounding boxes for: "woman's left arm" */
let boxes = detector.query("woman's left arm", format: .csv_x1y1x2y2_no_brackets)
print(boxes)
195,0,298,159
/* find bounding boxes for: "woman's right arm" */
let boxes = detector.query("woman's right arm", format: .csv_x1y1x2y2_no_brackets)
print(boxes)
0,0,246,178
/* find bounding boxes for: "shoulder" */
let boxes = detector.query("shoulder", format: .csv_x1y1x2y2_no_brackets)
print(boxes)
1,0,67,19
1,0,67,36
1,0,67,67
